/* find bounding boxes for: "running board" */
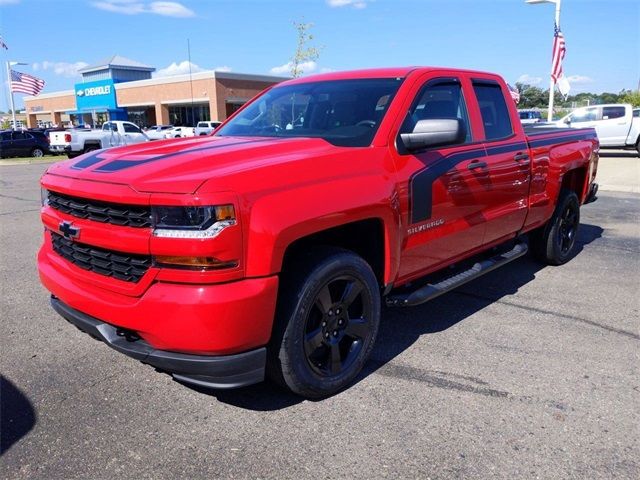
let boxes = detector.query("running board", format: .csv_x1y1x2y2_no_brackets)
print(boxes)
386,242,528,307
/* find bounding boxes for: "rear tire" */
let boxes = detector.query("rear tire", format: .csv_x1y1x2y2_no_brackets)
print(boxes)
530,189,580,265
267,247,381,398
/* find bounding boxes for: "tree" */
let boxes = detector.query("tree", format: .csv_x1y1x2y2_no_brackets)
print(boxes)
620,90,640,107
290,21,321,78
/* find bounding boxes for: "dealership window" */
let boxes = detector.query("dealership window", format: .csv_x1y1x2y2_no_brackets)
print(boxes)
169,104,210,127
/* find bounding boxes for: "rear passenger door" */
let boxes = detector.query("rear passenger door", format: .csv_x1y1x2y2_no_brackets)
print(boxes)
11,131,32,157
472,80,530,246
597,106,630,146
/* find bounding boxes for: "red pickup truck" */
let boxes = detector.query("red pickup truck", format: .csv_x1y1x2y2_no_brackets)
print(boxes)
38,67,599,398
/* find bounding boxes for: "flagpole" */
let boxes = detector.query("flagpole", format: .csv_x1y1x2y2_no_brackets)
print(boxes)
6,61,17,129
547,0,562,122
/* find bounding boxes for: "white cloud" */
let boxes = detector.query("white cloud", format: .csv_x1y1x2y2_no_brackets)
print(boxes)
327,0,369,9
517,74,542,85
155,60,204,77
565,75,593,84
214,66,232,73
270,61,317,76
33,61,89,78
92,0,195,17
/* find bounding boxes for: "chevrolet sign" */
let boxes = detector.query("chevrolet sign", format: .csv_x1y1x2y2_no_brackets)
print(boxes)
76,85,111,97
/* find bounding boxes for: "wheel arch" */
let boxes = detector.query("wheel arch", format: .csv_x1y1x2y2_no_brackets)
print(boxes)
281,218,387,287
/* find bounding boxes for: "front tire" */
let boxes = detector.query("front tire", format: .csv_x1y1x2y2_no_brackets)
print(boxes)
530,189,580,265
268,248,381,398
31,148,44,158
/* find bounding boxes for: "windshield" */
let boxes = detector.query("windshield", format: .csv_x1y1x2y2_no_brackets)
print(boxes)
215,78,403,147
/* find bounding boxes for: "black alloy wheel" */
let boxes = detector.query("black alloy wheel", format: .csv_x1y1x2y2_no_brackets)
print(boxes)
557,202,579,255
268,247,381,398
530,189,580,265
303,275,372,377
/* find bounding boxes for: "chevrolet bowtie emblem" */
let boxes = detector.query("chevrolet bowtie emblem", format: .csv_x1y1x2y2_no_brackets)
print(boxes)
59,221,79,240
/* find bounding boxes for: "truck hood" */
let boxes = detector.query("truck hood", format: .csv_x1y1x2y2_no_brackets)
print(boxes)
45,135,338,194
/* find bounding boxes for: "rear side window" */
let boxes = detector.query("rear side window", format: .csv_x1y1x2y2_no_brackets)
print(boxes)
473,82,513,140
197,122,207,128
400,79,472,144
602,106,625,120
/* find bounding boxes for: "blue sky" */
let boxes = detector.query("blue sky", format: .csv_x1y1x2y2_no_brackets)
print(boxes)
1,0,638,110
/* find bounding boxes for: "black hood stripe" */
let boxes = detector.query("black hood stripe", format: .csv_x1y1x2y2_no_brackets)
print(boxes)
71,138,270,172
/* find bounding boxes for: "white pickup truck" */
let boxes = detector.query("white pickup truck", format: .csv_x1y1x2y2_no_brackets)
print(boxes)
553,104,640,155
49,121,149,158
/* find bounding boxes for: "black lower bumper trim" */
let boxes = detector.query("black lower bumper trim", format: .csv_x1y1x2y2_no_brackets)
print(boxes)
50,297,266,389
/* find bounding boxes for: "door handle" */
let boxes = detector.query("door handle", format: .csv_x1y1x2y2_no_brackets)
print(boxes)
467,160,487,170
513,152,529,162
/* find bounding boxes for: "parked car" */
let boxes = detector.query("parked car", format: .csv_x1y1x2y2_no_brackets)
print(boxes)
49,121,149,158
518,109,543,125
165,126,195,138
0,129,49,158
195,121,222,136
145,125,174,140
38,67,599,398
552,103,640,154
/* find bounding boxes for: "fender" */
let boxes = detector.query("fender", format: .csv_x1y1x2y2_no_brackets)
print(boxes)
242,171,401,285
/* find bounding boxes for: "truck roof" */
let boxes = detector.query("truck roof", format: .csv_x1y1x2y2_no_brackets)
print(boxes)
281,66,503,86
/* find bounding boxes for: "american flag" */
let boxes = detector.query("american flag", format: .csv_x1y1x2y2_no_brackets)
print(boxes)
10,69,45,96
507,84,520,104
551,24,566,83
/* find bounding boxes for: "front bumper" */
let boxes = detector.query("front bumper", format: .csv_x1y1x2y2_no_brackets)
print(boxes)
51,297,266,389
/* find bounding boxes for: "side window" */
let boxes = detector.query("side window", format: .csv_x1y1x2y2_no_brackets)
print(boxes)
123,123,142,133
400,79,472,144
12,132,27,141
473,82,513,140
602,106,625,120
570,108,598,123
0,132,11,141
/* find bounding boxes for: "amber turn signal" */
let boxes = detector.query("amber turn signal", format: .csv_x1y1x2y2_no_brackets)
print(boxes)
154,256,238,270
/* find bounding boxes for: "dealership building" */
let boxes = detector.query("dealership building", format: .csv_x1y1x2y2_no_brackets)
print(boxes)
23,55,288,128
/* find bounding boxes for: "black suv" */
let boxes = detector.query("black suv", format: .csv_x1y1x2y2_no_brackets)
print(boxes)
0,130,50,158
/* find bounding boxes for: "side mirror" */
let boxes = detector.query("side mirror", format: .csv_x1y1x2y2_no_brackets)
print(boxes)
400,119,465,151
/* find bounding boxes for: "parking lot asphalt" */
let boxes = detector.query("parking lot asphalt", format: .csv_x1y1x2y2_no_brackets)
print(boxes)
1,159,638,479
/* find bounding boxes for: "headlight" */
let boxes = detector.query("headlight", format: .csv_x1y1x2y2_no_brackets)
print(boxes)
41,188,49,206
152,205,236,239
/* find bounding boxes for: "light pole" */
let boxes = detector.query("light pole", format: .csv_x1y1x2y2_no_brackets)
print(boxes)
526,0,562,122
